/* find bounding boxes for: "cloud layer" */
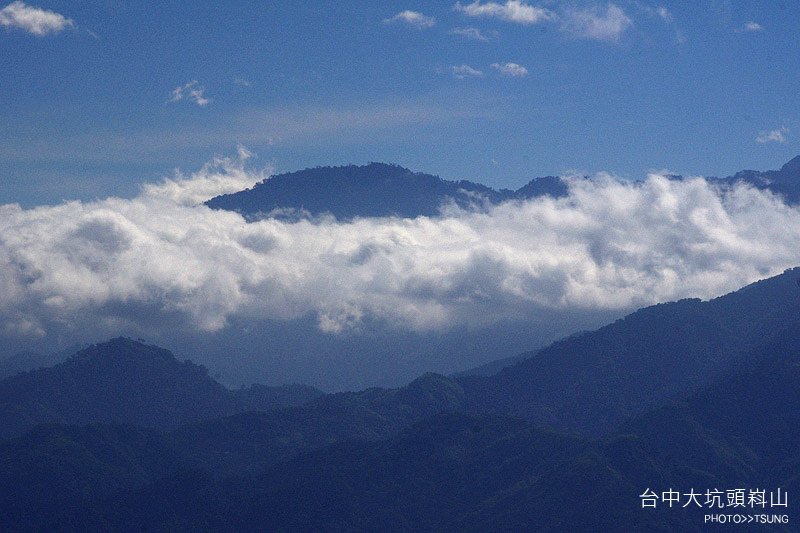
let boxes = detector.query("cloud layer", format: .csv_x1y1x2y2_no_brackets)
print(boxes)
2,157,800,344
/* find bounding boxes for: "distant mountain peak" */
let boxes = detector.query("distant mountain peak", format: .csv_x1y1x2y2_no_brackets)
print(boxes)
0,338,323,439
206,162,565,220
69,337,175,364
780,154,800,174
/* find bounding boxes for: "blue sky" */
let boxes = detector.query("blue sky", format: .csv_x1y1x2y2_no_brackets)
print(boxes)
1,0,798,206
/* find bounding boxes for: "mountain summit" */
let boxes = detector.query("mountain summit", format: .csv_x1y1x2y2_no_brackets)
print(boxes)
205,162,565,220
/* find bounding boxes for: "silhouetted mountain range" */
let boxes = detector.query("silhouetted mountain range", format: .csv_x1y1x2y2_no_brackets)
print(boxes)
0,338,322,439
206,157,800,220
2,268,799,530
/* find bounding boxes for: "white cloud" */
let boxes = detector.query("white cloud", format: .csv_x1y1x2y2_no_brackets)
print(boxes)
561,3,632,43
383,10,436,29
491,62,528,77
449,26,492,41
0,1,72,35
454,0,555,25
741,21,763,32
141,150,264,206
3,156,800,342
451,64,484,79
756,127,788,144
233,77,251,87
169,81,210,107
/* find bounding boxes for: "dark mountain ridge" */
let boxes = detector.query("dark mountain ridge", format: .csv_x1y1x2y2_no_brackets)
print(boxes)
205,161,567,219
0,337,323,439
206,157,800,220
457,267,800,436
722,154,800,203
167,372,467,476
5,324,799,531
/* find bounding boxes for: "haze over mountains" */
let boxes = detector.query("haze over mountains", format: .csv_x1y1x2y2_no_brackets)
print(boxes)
1,267,798,530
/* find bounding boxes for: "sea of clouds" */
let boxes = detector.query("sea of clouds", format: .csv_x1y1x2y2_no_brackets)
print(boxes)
2,152,800,346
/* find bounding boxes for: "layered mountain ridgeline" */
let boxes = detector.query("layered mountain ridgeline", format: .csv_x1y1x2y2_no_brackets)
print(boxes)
166,372,467,477
2,267,798,443
3,326,799,531
0,338,323,440
205,162,568,219
205,157,800,221
2,269,800,530
0,373,474,529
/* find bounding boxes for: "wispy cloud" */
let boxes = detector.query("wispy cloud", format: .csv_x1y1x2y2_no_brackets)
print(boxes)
0,1,73,35
0,98,482,165
231,101,476,144
451,64,484,79
561,3,632,43
383,10,436,29
169,81,210,107
739,21,763,32
656,6,672,22
233,77,251,87
454,0,555,25
491,62,528,77
756,127,788,144
449,26,492,41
